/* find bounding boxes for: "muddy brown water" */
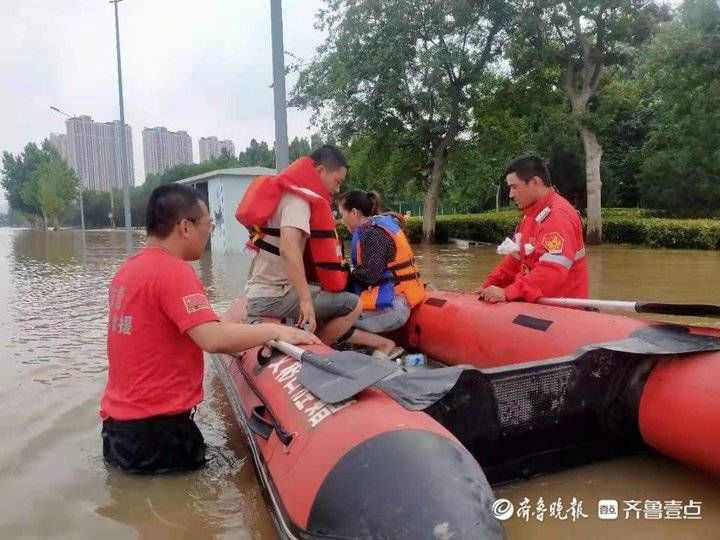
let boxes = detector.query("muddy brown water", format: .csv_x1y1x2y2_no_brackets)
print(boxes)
1,228,718,539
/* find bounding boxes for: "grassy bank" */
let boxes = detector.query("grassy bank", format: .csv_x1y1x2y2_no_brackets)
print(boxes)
341,208,720,249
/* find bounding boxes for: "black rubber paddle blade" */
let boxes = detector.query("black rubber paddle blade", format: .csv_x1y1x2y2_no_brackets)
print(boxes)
636,302,720,318
298,349,397,404
375,365,470,410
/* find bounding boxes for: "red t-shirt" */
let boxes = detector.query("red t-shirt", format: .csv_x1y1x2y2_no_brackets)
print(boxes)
100,246,219,421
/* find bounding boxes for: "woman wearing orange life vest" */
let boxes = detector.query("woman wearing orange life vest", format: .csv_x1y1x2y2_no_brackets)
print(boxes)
338,190,425,359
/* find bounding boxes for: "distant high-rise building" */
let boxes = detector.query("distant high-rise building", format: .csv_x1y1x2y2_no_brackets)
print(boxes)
199,136,235,162
64,116,134,192
48,133,68,162
142,127,193,176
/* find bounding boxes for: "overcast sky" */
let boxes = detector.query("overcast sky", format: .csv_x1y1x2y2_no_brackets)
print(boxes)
0,0,327,209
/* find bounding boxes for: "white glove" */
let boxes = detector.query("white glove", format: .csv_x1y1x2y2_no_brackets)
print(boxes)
497,236,520,255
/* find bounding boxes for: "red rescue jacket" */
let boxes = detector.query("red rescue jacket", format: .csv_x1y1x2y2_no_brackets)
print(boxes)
483,190,588,302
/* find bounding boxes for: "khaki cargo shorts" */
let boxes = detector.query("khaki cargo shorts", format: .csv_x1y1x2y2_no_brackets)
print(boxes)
247,285,359,323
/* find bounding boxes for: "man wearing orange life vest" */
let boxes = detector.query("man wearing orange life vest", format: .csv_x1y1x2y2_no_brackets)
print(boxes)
237,146,363,346
476,155,589,303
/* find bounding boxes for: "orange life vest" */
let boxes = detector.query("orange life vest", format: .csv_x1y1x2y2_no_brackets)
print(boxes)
235,157,348,292
351,214,425,310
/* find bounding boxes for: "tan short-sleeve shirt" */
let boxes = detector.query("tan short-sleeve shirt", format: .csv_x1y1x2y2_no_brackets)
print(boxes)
245,193,311,298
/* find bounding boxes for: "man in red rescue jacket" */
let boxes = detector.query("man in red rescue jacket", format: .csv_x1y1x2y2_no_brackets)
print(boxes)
475,155,589,303
242,146,363,345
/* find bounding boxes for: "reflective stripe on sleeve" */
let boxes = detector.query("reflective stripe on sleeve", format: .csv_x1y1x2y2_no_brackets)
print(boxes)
539,253,573,269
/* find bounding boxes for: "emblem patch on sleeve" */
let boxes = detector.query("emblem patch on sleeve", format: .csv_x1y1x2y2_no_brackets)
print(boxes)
183,293,211,313
542,232,565,254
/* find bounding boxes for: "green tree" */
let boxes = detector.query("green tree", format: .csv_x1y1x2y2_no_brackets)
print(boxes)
589,76,649,208
510,0,667,243
466,73,587,209
292,0,513,241
242,139,275,167
35,157,79,229
143,152,247,186
218,146,235,161
289,136,312,161
344,131,430,207
310,134,324,151
1,143,46,225
636,0,720,215
1,141,78,227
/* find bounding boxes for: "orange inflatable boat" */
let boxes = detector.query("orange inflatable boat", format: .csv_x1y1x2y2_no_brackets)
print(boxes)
213,291,720,539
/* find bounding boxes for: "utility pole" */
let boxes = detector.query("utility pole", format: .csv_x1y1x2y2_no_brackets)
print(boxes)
270,0,289,170
110,0,133,251
50,106,85,232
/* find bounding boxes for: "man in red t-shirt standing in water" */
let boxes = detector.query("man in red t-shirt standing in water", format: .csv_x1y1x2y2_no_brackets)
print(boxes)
100,184,318,474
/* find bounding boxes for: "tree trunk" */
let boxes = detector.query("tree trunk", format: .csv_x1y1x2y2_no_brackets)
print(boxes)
40,211,48,230
579,125,603,244
421,148,448,243
420,82,461,243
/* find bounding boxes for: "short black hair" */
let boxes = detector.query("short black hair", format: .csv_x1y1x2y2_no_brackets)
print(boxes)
310,144,349,171
505,155,552,187
146,184,206,238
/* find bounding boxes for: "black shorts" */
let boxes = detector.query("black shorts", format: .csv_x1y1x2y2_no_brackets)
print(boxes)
102,410,206,474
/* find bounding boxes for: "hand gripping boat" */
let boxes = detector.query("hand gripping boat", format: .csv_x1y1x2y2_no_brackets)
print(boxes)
212,291,720,539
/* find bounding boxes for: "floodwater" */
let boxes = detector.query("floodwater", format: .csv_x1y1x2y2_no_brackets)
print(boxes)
1,228,718,539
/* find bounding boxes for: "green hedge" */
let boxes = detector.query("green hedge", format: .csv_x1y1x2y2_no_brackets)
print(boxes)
340,208,720,249
603,214,720,249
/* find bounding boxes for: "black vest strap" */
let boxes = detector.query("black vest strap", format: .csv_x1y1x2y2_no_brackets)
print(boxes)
254,238,280,256
260,227,280,236
314,261,349,271
260,226,336,239
387,258,416,272
376,272,421,286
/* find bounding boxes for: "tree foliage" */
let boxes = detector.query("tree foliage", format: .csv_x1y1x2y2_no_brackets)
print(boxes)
2,143,44,221
636,0,720,215
293,0,514,240
508,0,668,243
3,1,719,235
36,156,78,228
1,141,78,228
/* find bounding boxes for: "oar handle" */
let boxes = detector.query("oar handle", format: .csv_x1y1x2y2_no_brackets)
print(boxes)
538,297,720,318
269,339,344,373
268,339,306,360
538,298,637,310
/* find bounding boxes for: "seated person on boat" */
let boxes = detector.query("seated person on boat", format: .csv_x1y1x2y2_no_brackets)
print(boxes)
338,189,426,360
237,146,362,344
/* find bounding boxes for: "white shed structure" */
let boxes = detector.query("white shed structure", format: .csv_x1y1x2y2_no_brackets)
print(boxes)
176,167,276,253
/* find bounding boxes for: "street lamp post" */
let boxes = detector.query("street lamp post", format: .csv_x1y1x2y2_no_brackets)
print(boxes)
110,0,133,251
270,0,289,170
50,106,85,232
